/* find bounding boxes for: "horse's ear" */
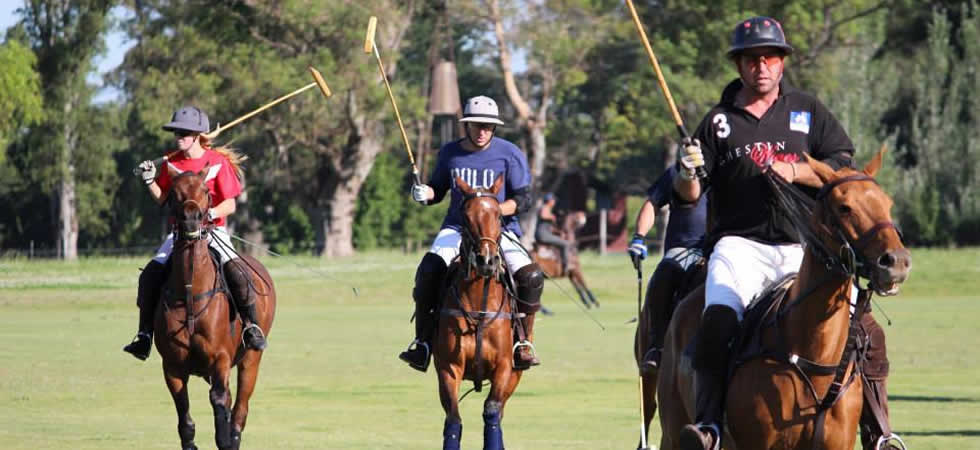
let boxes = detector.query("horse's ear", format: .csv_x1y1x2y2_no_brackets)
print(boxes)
803,153,836,185
198,164,210,178
455,175,475,195
863,143,887,177
490,175,504,194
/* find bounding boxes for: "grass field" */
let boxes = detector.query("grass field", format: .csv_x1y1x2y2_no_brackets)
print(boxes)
1,248,978,449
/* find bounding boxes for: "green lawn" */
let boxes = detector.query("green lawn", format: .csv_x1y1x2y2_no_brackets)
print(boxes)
1,248,978,449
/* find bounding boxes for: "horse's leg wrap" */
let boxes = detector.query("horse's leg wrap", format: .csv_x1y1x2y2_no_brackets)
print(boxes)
514,265,543,370
442,420,463,450
224,259,266,350
483,401,504,450
684,304,738,449
178,419,197,450
211,388,232,449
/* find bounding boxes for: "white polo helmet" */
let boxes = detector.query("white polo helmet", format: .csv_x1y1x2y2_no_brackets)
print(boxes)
459,96,505,125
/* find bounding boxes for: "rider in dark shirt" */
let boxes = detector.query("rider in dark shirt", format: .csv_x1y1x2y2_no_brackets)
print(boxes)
535,192,572,272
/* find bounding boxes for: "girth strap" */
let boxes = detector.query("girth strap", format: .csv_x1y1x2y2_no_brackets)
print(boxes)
441,309,519,321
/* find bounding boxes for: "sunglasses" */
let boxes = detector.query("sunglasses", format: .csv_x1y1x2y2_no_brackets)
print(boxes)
174,130,197,138
740,51,784,67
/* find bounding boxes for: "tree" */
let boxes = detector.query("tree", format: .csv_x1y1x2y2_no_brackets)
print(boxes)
115,0,421,257
0,39,43,157
9,0,114,258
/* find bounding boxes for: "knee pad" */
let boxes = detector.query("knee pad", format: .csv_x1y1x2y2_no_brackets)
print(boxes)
692,305,740,372
514,264,544,313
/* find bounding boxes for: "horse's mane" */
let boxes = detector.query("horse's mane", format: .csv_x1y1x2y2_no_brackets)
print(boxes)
199,136,246,180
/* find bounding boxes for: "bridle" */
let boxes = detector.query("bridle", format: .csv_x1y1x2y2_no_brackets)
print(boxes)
459,191,503,279
770,172,902,294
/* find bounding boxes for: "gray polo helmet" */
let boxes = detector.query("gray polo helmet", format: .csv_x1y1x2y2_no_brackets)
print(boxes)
162,106,210,133
458,96,505,125
727,16,794,57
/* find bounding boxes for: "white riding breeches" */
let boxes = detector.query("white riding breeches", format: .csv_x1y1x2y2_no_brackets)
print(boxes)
151,226,238,265
429,228,533,273
705,236,858,320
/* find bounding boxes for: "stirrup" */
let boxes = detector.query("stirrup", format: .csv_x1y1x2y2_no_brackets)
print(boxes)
242,323,267,351
681,423,721,450
876,433,907,450
513,340,539,370
639,347,661,375
399,339,431,372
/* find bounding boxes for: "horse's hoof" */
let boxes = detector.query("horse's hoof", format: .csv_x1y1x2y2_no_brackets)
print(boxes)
182,445,198,450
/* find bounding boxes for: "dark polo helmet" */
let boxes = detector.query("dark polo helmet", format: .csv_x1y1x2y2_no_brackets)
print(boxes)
728,16,794,57
162,106,210,133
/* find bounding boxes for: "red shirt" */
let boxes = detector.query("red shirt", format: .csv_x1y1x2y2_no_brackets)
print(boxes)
156,149,242,227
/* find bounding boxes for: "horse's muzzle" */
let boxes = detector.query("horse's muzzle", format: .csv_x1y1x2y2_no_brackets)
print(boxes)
872,248,911,296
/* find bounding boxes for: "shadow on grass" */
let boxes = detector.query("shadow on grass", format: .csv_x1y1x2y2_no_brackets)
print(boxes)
898,430,980,437
890,395,980,403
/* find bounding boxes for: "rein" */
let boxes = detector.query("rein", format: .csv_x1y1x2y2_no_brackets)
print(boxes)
763,171,895,449
441,190,513,392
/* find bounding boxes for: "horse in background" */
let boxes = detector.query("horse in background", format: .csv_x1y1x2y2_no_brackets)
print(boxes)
156,169,277,450
657,149,910,449
532,210,600,308
434,175,525,450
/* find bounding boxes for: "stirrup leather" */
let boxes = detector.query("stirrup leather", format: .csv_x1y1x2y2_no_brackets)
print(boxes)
876,433,907,450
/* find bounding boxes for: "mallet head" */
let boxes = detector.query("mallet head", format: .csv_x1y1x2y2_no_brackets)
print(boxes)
364,16,378,54
309,66,332,98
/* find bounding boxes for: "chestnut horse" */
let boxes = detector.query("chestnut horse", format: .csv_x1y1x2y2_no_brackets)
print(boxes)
435,175,524,450
156,170,276,450
531,210,600,308
658,149,910,450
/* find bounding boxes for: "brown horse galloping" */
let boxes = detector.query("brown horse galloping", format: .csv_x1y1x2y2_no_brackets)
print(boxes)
156,170,276,450
531,210,599,308
435,175,524,450
658,149,910,450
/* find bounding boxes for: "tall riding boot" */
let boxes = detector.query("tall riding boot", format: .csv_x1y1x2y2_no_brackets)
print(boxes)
123,260,168,361
400,253,447,372
514,264,544,370
224,259,267,350
640,260,681,373
861,378,905,450
679,305,739,450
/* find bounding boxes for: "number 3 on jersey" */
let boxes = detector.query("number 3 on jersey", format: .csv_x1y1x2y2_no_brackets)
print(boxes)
713,113,731,139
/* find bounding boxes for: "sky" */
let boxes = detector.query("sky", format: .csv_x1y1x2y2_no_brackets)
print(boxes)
0,3,134,103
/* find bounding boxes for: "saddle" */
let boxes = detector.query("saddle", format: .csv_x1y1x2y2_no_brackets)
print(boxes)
439,257,525,336
160,247,237,325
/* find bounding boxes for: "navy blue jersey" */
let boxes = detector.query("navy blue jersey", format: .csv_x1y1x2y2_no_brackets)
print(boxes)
647,166,707,249
429,137,532,236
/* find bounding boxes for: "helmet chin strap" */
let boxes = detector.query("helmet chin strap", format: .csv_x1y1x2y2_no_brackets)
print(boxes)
464,124,496,149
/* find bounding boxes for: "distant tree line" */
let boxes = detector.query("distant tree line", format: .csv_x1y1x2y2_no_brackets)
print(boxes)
1,0,977,259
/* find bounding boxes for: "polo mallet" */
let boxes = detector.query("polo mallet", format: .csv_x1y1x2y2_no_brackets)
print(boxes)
624,0,707,181
131,150,181,176
204,66,332,140
133,67,332,176
364,16,421,186
633,254,651,450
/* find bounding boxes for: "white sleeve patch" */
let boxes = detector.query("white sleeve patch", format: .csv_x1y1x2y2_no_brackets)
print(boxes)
167,162,183,174
204,164,222,182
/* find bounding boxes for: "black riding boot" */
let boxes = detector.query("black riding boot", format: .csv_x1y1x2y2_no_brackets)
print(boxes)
123,260,168,361
679,305,740,450
640,260,686,374
513,264,544,370
224,259,267,351
400,253,446,372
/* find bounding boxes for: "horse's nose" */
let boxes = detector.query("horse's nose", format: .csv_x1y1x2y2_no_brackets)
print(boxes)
877,248,911,282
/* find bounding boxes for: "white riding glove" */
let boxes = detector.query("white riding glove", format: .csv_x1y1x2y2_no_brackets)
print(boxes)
679,138,705,180
139,160,157,185
411,184,433,204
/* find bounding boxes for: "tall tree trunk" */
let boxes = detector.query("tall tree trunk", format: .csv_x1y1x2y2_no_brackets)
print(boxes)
59,100,78,260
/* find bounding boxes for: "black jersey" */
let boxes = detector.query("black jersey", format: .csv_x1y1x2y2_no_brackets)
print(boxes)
690,78,854,246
